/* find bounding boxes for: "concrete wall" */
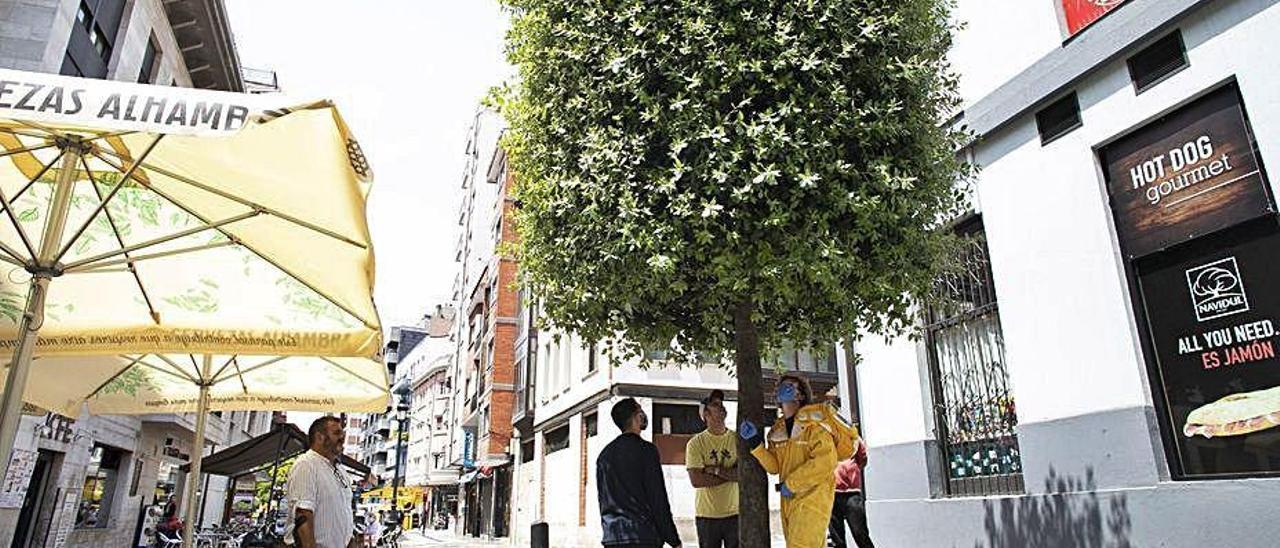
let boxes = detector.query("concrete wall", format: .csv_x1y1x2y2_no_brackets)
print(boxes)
110,0,194,86
0,0,63,72
855,1,1280,546
0,0,193,86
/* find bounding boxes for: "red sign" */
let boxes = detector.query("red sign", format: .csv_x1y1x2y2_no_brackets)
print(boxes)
1062,0,1130,36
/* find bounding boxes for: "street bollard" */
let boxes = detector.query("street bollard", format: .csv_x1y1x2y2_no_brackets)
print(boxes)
531,521,549,548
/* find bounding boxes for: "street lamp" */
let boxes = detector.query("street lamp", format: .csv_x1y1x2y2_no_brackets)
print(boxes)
391,383,411,529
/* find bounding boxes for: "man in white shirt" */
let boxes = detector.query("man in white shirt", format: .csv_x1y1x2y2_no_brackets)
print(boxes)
285,416,357,548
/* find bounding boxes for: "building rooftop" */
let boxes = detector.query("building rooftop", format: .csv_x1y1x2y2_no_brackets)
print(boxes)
161,0,244,91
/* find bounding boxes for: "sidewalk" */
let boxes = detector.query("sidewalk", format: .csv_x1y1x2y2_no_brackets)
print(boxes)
400,529,507,547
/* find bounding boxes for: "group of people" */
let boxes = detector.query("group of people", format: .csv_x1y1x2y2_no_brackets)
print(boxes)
597,376,875,548
280,376,874,548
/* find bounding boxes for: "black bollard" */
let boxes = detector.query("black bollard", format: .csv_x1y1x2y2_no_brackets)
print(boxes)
531,521,549,548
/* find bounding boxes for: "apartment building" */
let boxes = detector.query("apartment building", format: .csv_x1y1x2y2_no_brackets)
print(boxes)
445,108,516,541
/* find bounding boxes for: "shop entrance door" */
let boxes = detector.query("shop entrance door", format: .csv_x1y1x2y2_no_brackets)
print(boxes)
492,467,510,538
10,451,55,548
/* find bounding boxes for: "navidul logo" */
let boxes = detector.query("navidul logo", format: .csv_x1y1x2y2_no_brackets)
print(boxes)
1186,257,1250,322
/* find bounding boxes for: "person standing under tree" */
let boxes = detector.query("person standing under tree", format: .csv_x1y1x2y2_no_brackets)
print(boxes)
740,375,839,548
597,398,682,548
685,389,738,548
829,438,874,548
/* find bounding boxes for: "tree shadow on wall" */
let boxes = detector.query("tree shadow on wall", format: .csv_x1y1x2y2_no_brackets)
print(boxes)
974,467,1134,548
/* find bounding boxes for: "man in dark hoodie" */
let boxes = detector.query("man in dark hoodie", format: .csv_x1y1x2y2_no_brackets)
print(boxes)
597,398,682,548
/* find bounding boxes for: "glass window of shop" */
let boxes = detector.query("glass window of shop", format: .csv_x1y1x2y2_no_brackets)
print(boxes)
1102,81,1280,479
76,444,126,528
154,460,180,508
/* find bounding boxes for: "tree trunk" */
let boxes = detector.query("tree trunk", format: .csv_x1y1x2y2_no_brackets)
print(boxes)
734,300,770,548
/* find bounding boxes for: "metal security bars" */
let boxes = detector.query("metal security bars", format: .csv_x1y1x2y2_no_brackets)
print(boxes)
925,220,1024,497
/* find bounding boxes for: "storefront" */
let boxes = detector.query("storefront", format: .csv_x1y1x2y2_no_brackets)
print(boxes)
1102,82,1280,480
852,1,1280,546
0,413,148,548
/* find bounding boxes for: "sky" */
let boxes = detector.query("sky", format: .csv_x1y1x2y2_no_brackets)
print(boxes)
225,0,512,330
223,2,511,430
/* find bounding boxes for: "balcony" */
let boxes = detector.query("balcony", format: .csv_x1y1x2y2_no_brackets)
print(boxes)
142,413,229,447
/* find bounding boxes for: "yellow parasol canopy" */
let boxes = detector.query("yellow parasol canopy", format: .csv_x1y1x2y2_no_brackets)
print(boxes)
0,69,384,545
10,353,389,417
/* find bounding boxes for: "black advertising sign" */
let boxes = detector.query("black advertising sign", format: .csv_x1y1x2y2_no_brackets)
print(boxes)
1138,221,1280,478
1103,84,1272,258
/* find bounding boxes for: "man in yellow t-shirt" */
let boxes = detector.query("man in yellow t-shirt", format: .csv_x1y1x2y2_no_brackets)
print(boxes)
685,389,738,548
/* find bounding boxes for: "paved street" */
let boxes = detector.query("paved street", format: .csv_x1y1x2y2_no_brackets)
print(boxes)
400,530,507,547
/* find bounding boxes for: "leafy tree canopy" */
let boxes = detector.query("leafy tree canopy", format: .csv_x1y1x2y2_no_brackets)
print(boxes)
498,0,970,363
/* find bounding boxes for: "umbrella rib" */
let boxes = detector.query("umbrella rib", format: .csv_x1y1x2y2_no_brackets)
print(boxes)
81,130,139,144
11,150,64,205
0,142,56,159
62,211,256,271
0,127,51,140
69,240,236,273
137,358,199,385
187,354,202,384
94,148,368,249
92,152,376,329
211,356,288,385
210,356,238,384
81,155,161,324
154,354,202,384
0,150,59,262
85,355,148,399
55,134,165,264
231,358,249,395
319,357,386,393
0,248,24,268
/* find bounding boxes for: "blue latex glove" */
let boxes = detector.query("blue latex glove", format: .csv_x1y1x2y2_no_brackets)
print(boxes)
738,419,758,440
776,382,799,403
780,483,794,498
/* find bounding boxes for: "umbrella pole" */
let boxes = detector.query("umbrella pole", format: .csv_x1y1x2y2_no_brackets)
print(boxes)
0,144,82,481
181,354,214,548
265,423,289,523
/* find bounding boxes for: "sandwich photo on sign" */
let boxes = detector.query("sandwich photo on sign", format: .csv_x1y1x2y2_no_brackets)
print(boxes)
1184,385,1280,438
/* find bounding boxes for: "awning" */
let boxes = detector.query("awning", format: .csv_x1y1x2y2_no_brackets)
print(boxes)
180,422,370,477
458,470,479,484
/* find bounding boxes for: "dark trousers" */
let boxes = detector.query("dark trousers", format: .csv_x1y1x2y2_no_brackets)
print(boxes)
695,515,739,548
829,492,874,548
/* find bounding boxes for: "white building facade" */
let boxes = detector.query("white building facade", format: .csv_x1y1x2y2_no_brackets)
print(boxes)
849,1,1280,546
510,318,843,547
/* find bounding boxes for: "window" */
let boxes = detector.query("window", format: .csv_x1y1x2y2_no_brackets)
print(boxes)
544,424,570,455
586,343,598,374
63,0,125,80
653,404,704,435
584,412,598,438
766,343,837,373
924,218,1023,496
652,403,704,465
1128,31,1187,94
77,444,125,528
521,439,535,463
1035,92,1082,145
137,34,160,83
560,338,572,391
643,347,669,361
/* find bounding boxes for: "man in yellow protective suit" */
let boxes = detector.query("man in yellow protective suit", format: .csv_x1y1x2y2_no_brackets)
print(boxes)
739,375,838,548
